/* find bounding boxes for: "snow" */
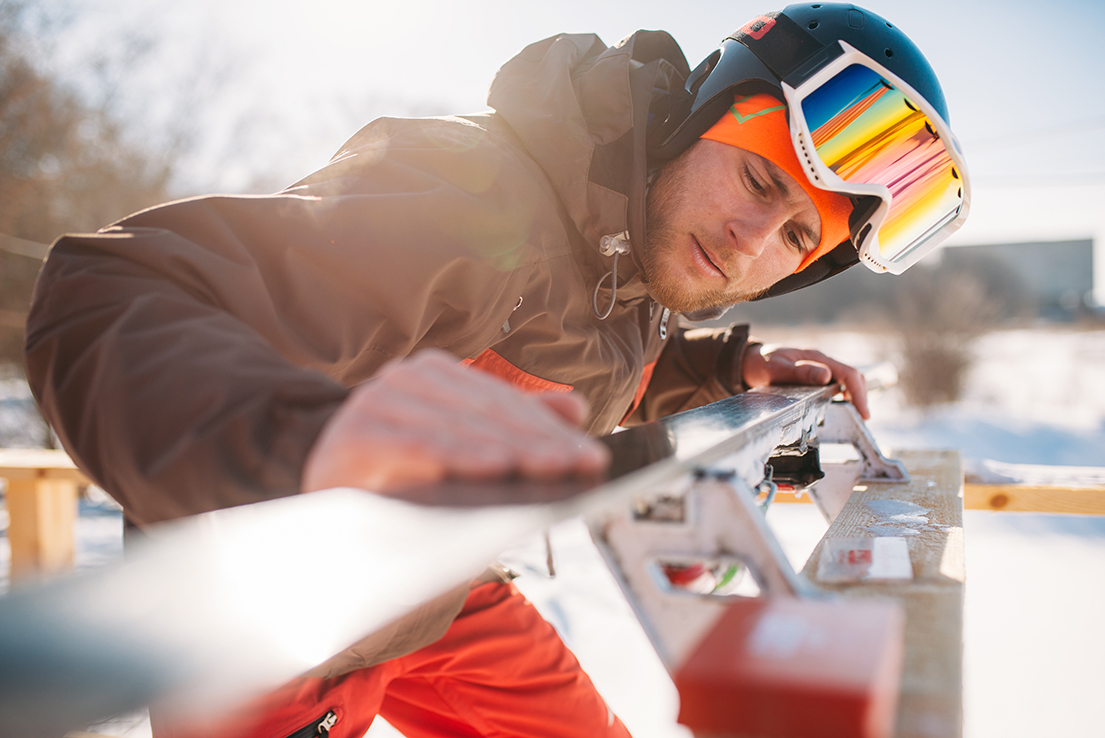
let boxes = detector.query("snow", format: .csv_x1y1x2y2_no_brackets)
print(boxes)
3,326,1105,738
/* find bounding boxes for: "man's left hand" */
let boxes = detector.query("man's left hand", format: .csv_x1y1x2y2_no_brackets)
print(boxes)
741,343,870,419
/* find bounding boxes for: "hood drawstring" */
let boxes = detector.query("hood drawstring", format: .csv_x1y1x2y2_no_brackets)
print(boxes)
593,231,631,320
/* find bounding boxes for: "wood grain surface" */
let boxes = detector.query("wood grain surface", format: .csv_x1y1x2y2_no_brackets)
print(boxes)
802,449,965,738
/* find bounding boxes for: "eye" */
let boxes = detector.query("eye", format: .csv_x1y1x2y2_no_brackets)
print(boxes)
785,226,807,253
743,166,766,195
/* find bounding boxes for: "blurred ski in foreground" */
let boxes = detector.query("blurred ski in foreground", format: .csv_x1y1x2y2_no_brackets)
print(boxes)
0,381,910,737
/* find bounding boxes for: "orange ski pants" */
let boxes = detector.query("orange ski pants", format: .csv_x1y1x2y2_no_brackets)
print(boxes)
154,580,631,738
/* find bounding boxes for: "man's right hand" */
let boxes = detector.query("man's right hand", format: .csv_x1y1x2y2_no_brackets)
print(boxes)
301,349,609,496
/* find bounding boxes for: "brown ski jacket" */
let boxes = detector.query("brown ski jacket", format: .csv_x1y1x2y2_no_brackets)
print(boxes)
24,31,751,674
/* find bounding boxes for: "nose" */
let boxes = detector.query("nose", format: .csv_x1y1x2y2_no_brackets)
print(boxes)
726,205,787,258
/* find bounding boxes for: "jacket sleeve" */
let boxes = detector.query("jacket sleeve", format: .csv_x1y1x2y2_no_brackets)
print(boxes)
624,323,751,424
24,118,545,525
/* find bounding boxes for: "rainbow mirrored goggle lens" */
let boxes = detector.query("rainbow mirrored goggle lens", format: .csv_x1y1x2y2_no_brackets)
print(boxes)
799,63,965,267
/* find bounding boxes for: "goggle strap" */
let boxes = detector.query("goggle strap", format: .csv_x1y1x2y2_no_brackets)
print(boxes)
849,195,882,242
730,12,826,82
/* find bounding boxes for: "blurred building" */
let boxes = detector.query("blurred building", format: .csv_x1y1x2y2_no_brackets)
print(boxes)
942,240,1094,320
719,239,1095,327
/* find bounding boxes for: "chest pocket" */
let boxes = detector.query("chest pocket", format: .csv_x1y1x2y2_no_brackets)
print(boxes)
462,349,574,394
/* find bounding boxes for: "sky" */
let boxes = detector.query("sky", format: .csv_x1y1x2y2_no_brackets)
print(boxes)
32,0,1105,298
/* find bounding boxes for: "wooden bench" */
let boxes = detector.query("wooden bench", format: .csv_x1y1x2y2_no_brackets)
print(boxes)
802,449,965,738
1,448,91,580
774,449,1105,737
773,457,1105,515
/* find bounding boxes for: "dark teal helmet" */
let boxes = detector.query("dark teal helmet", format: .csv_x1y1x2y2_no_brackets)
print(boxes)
648,4,954,299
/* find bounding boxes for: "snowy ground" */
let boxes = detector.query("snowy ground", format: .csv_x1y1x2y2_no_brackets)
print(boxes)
3,325,1104,738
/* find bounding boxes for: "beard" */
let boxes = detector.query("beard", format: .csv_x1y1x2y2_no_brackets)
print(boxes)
640,150,768,314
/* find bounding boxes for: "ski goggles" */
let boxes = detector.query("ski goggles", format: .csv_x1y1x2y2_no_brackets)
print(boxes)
781,42,970,274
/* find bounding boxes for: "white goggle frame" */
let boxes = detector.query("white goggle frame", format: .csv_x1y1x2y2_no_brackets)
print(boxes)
781,41,971,274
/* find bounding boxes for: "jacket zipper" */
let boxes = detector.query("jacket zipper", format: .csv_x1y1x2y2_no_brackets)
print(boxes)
282,710,339,738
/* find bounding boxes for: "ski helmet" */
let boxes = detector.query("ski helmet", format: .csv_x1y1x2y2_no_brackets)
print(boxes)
647,3,970,300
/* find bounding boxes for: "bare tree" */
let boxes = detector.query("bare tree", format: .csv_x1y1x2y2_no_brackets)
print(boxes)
891,255,1030,406
0,1,201,364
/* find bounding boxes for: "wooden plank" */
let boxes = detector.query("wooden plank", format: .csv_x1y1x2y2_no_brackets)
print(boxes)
963,483,1105,515
778,483,1105,515
0,448,90,482
6,478,79,579
802,449,964,738
775,469,1105,516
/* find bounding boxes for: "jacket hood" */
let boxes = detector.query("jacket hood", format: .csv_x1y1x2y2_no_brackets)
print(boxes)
487,31,690,302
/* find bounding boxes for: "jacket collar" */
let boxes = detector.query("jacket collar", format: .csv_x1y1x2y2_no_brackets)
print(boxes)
488,31,690,307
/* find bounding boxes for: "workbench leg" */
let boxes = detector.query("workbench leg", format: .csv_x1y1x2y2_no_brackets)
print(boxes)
6,478,78,580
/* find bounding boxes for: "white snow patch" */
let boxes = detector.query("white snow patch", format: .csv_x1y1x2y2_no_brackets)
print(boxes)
864,499,930,525
863,499,931,537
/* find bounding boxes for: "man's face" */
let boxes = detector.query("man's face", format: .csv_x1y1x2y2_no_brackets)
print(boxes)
640,139,822,314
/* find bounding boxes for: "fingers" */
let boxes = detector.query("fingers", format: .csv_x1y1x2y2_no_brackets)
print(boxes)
827,358,870,420
535,391,589,426
741,345,871,420
302,350,609,496
772,356,834,387
386,352,605,470
743,344,831,388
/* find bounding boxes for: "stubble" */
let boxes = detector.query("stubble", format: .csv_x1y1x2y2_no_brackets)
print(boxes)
640,151,766,314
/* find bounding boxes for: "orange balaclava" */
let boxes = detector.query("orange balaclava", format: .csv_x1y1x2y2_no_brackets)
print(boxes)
700,93,853,272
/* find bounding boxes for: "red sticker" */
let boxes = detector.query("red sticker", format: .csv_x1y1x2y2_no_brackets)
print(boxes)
741,16,777,40
846,549,874,565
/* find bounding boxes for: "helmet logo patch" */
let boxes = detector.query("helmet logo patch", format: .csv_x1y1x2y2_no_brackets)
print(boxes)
740,16,777,40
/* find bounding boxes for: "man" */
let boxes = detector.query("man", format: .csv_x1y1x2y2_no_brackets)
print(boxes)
24,3,968,737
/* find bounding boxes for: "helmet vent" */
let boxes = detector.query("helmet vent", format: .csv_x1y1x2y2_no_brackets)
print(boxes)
860,251,885,271
796,135,820,182
885,48,894,58
808,20,819,29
